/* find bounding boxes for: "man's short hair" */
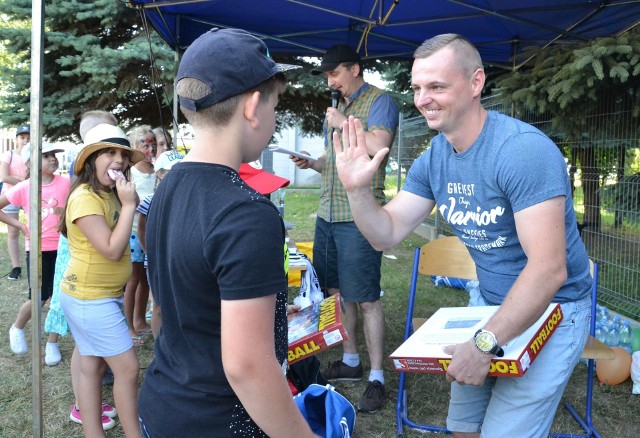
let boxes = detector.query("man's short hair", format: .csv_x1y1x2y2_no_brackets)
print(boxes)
79,110,118,141
414,34,483,77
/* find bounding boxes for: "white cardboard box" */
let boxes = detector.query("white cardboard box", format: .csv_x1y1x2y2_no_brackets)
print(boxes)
390,303,563,377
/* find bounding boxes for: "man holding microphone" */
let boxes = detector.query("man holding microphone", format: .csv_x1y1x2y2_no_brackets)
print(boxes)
291,44,398,413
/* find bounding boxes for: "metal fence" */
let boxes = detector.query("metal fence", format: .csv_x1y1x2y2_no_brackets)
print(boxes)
392,95,640,321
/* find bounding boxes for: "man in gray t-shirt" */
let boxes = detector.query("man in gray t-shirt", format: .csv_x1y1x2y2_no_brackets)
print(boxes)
333,34,591,438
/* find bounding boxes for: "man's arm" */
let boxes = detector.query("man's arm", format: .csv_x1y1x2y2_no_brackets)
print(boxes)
290,153,325,173
334,116,435,250
221,296,318,438
326,106,394,156
443,196,568,385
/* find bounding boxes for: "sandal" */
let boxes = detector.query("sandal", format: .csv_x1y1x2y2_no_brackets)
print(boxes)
131,335,145,347
136,326,153,336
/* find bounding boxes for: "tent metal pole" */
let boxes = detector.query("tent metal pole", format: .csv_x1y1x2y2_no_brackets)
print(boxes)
173,49,179,142
137,0,209,8
29,0,45,435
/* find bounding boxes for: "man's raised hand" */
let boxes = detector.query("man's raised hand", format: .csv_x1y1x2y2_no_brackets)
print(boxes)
334,116,389,192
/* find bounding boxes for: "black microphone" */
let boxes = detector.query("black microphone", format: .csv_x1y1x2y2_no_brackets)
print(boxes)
331,89,342,108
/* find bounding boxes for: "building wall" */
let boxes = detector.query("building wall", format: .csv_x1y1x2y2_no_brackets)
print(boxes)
269,126,324,187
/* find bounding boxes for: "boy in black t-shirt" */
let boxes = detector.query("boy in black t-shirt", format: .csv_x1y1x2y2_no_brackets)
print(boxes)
137,28,317,438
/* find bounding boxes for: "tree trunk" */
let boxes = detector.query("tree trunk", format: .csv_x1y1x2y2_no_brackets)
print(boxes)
569,148,577,199
577,146,600,232
614,146,626,228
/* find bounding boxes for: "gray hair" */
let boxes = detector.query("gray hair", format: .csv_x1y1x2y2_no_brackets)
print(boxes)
414,34,483,77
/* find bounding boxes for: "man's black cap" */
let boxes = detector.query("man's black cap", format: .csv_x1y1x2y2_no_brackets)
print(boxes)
311,44,361,75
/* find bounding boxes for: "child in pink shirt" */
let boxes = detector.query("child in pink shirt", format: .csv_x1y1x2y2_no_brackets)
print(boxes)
0,142,70,366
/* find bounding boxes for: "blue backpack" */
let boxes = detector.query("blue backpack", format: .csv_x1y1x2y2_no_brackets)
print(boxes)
294,383,356,438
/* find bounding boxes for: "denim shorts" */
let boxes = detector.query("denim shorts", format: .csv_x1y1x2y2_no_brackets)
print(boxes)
313,218,382,303
1,203,20,214
26,250,57,301
59,293,133,357
446,295,591,437
130,232,145,263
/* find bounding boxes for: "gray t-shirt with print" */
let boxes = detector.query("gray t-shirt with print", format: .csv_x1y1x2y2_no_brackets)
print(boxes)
403,111,591,304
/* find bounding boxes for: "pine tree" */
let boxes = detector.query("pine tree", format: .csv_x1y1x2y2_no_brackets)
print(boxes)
0,0,177,140
0,1,350,140
494,27,640,231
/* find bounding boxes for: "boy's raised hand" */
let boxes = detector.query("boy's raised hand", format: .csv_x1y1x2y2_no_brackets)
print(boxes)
334,116,389,192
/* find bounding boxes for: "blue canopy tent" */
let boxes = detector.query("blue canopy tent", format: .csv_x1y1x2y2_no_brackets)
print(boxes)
129,0,640,68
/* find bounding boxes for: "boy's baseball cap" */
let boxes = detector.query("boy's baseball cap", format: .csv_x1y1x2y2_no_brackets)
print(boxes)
177,28,301,111
21,142,65,163
239,161,290,195
75,124,145,174
16,125,30,136
311,44,361,75
154,149,184,171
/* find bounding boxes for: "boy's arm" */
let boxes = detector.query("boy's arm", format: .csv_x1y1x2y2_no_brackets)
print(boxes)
221,295,318,438
0,160,25,185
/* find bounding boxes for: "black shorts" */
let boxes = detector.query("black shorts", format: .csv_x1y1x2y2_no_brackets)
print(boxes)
26,250,58,301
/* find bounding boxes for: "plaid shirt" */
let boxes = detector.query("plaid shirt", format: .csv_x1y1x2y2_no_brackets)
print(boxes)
318,83,398,222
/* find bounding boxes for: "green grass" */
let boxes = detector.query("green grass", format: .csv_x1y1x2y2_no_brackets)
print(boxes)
1,191,639,437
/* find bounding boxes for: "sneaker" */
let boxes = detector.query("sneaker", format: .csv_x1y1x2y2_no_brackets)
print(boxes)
320,360,363,381
45,342,62,366
101,367,114,386
9,325,28,355
358,380,385,413
69,404,116,430
7,267,21,280
101,403,117,419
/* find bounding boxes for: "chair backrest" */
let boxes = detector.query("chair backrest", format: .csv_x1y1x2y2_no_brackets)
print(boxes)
418,236,478,281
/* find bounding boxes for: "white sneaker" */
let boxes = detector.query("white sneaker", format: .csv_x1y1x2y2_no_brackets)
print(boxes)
45,342,62,366
9,325,28,355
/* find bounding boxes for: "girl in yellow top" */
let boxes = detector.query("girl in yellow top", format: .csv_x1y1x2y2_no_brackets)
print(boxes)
59,124,145,438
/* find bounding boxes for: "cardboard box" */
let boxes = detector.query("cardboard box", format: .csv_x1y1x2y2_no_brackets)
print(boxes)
288,293,348,365
389,303,563,377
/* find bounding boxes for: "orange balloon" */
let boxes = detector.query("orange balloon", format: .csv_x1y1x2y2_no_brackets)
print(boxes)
596,346,632,385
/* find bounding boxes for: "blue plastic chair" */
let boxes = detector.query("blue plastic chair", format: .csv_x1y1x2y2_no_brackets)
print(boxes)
396,237,476,435
552,262,613,438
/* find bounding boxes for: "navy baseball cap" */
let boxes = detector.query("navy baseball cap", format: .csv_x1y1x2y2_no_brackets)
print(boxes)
311,44,361,75
16,125,30,136
177,28,301,111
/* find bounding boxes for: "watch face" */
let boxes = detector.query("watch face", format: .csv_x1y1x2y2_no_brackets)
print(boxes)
475,331,495,352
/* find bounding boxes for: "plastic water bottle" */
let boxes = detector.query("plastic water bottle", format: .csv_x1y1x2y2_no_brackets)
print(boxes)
605,321,620,347
275,188,286,217
595,322,607,344
613,314,621,326
597,306,609,325
464,280,482,307
619,320,633,353
596,306,609,329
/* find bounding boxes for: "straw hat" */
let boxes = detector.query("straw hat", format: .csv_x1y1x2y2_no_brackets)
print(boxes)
75,124,145,174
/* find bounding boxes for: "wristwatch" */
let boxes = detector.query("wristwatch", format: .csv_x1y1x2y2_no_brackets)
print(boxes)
473,329,504,357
